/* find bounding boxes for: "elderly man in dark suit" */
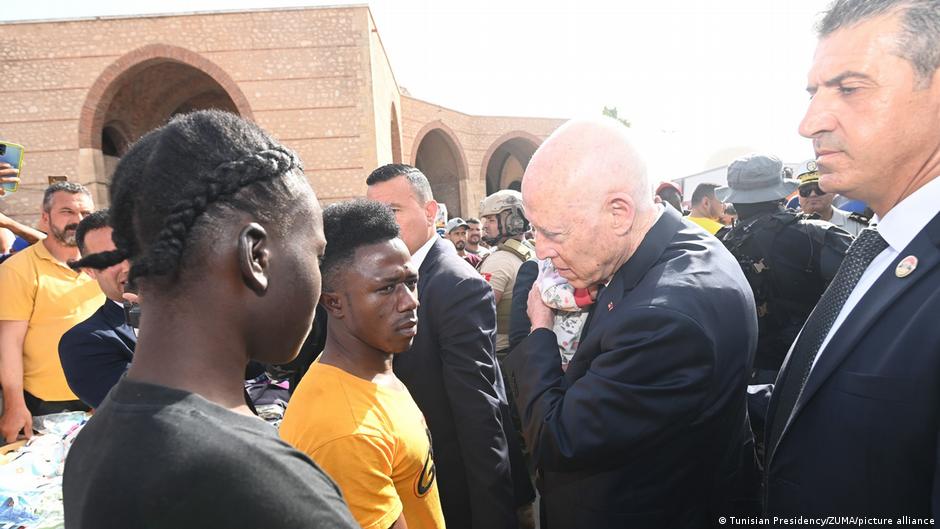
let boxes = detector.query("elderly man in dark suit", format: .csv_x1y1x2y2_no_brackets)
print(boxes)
366,164,520,529
59,210,135,408
762,0,940,516
507,118,760,529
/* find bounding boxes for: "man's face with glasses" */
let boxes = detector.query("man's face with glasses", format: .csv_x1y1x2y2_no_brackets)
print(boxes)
798,175,835,216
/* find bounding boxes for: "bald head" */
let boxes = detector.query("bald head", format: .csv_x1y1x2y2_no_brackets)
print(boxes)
523,118,652,216
521,118,659,288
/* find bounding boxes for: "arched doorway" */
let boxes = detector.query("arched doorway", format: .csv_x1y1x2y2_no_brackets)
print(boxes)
412,126,467,217
96,63,240,170
79,46,251,203
482,133,540,195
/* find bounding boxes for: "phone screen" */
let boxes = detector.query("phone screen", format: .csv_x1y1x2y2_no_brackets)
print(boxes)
0,142,24,193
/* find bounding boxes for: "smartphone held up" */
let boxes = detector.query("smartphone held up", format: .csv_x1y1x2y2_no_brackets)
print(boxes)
0,141,25,195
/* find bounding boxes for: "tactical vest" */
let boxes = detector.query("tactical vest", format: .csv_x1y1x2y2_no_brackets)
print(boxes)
721,210,828,370
491,239,535,341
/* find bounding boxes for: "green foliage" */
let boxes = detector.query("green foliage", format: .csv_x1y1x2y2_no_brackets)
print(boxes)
602,106,631,128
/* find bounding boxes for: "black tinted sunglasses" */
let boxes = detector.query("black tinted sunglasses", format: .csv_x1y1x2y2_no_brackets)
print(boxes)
799,183,826,198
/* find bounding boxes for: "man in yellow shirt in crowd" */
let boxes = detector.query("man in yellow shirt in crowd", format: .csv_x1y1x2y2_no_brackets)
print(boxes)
686,182,727,235
280,199,445,529
0,182,103,442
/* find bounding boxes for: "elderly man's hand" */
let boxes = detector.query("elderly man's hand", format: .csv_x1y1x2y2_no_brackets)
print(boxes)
527,283,554,332
0,163,20,197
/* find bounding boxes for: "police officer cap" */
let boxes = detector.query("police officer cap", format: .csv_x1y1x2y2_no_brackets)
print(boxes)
716,154,799,204
797,159,820,187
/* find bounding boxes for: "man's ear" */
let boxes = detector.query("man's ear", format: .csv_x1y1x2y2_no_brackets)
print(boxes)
424,200,439,226
607,192,636,236
320,291,344,318
237,222,269,296
38,210,50,232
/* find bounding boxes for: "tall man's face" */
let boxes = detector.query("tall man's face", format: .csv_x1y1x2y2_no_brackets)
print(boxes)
366,175,436,255
798,13,940,212
43,192,94,247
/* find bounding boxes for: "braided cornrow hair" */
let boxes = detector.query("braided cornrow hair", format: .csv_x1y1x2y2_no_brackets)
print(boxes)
80,110,306,289
129,146,299,283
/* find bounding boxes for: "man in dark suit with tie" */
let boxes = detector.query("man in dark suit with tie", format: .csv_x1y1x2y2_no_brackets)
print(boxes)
59,210,135,408
507,118,760,529
366,164,519,529
763,0,940,516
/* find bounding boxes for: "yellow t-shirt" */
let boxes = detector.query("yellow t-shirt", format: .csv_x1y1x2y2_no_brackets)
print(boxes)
0,242,104,401
687,216,725,235
280,362,445,529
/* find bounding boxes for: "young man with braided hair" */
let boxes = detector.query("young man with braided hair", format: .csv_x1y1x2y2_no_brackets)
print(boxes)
281,199,445,529
62,110,357,529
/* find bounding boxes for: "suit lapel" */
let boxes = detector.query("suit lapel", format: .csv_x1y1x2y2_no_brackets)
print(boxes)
782,212,940,433
576,206,684,348
101,301,137,352
417,238,445,298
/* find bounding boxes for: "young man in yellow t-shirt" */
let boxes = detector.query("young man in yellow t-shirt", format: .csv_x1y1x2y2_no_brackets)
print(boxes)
280,199,445,529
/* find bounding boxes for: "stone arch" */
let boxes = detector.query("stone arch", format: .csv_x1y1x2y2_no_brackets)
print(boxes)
77,45,252,205
410,121,469,217
480,131,541,195
390,104,403,164
79,44,252,150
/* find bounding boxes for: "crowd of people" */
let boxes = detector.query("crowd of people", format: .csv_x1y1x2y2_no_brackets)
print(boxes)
0,0,938,527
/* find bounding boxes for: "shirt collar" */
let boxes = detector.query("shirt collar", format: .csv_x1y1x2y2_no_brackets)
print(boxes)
410,233,438,270
35,239,81,274
872,175,940,252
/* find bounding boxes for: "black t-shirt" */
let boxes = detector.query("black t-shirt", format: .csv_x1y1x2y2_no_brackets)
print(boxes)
63,378,358,529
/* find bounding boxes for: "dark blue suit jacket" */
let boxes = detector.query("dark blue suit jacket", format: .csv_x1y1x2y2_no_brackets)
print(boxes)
765,211,940,516
395,237,516,529
59,300,136,408
506,206,760,528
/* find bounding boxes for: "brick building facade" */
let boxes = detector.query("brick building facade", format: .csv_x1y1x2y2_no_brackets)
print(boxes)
0,6,564,225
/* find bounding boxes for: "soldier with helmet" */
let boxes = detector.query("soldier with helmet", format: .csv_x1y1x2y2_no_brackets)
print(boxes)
478,190,535,359
796,159,870,236
717,154,853,383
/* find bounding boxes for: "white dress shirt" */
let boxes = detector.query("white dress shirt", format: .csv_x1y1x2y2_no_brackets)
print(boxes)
810,175,940,370
411,233,439,270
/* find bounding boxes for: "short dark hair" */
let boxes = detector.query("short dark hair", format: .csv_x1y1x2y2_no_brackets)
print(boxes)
818,0,940,86
74,110,308,289
74,209,110,256
691,183,721,205
366,164,434,203
42,181,91,212
320,199,401,291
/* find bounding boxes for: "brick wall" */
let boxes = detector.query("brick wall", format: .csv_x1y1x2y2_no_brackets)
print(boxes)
0,6,563,228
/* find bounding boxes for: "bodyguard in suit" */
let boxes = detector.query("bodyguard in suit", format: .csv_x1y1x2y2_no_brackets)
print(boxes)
366,165,518,529
59,210,135,408
764,0,940,516
508,118,760,529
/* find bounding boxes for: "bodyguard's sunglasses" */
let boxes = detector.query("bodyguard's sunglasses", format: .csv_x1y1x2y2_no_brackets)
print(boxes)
799,183,827,198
